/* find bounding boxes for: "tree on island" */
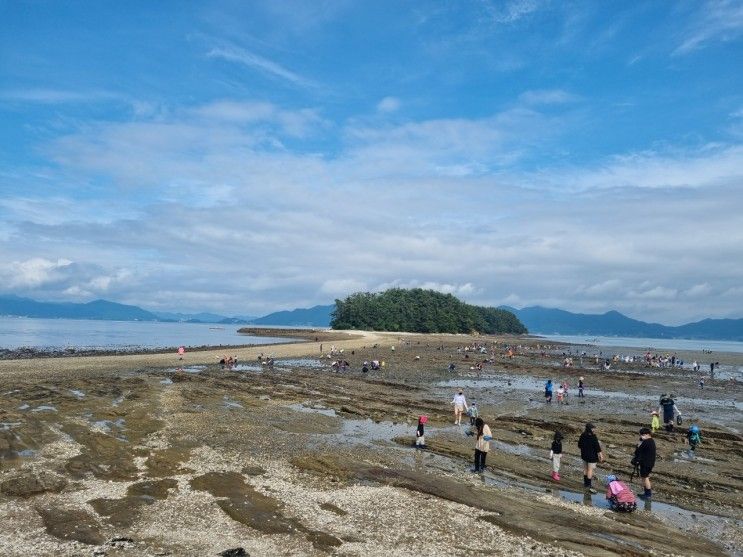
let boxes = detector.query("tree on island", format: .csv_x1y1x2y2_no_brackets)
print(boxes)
330,288,527,334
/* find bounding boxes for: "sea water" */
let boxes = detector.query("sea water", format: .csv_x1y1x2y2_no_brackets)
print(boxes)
0,316,294,350
537,334,743,354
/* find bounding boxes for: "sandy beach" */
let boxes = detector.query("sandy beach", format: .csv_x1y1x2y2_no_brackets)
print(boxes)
1,330,741,556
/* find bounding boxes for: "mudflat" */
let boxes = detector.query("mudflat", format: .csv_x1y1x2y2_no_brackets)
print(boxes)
1,330,741,556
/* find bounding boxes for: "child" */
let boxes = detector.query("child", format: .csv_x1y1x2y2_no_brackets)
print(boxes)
556,384,565,404
468,401,479,426
415,416,428,448
605,474,637,512
687,424,702,451
650,411,660,433
549,431,563,481
561,380,570,399
544,380,553,404
578,377,585,398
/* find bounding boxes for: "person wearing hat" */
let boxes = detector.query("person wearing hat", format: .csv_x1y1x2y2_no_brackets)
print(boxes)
650,410,660,433
578,422,604,493
632,427,656,499
451,390,468,425
658,394,681,432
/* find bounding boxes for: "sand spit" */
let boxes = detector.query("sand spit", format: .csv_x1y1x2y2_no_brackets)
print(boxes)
1,330,741,556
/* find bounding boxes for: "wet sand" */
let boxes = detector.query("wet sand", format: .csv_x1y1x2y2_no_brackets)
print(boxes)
1,331,741,556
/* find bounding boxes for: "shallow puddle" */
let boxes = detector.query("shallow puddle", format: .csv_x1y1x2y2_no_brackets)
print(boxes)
556,486,742,547
232,364,263,372
31,405,57,412
278,358,326,369
288,403,337,417
437,376,743,410
167,365,206,373
91,418,127,438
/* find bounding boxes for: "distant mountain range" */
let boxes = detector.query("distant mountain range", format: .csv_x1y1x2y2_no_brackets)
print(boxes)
0,295,158,321
0,295,256,324
249,304,334,327
152,311,257,324
1,295,741,340
502,306,743,341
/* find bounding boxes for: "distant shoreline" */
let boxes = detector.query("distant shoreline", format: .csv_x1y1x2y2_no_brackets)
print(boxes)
0,328,358,360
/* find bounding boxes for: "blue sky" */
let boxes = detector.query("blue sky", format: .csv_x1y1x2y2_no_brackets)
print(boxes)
1,0,742,323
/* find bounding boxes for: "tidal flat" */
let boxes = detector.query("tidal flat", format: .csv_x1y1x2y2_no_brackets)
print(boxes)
0,330,741,556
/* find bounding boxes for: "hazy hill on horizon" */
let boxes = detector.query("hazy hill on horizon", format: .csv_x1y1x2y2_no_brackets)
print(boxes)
503,306,743,341
249,305,335,327
1,295,741,341
0,294,158,321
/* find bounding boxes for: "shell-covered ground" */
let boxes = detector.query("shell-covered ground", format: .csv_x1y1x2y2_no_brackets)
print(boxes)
1,331,741,556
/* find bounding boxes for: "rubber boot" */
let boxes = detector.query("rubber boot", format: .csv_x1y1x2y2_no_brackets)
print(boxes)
555,472,561,481
551,471,558,481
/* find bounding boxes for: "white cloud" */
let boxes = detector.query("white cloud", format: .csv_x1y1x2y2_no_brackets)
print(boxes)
207,44,318,89
484,0,545,24
376,96,401,113
192,100,325,137
581,279,623,296
528,144,743,191
320,279,368,297
3,98,743,321
629,286,678,300
674,0,743,55
374,280,480,299
683,283,713,298
519,89,580,105
0,88,123,104
0,258,72,289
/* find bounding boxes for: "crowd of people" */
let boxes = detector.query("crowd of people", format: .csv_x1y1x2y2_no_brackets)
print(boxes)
409,384,707,513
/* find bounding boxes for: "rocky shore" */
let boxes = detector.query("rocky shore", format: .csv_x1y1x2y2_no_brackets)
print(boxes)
1,331,741,556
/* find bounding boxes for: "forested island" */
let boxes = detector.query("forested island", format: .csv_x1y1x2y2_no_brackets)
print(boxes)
330,288,527,334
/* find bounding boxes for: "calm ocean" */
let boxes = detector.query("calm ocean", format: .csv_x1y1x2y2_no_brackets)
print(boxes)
537,334,743,354
0,317,294,350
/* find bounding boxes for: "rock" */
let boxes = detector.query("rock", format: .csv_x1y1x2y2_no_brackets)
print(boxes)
259,395,270,401
219,549,248,557
127,478,177,499
241,465,266,476
306,530,343,550
319,502,347,515
1,471,68,498
36,505,105,545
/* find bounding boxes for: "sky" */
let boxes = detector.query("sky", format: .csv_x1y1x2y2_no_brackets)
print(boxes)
1,0,742,324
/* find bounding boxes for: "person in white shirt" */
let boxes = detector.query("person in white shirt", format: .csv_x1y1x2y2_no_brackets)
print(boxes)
451,390,468,425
